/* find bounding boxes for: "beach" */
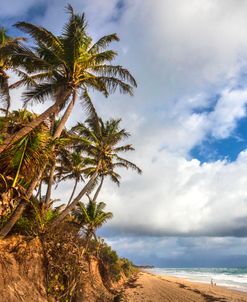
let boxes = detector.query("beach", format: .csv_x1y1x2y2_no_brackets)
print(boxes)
123,272,247,301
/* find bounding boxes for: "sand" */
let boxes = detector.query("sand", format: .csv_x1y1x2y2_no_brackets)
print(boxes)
122,272,247,301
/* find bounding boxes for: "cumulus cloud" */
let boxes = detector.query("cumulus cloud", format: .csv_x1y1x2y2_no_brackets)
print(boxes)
97,149,247,237
4,1,247,246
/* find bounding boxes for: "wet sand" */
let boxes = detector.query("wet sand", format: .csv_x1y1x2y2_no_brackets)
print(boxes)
123,272,247,301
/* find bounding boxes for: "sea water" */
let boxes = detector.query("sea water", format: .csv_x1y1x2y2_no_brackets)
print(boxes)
148,268,247,292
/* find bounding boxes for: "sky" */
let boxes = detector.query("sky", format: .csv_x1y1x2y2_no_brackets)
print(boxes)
3,0,247,267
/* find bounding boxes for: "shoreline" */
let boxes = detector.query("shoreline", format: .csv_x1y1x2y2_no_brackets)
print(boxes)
152,273,247,294
146,268,247,293
122,271,247,301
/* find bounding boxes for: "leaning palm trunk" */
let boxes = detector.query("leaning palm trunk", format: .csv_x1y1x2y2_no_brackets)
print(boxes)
67,179,78,206
44,162,56,206
84,231,94,252
44,95,76,206
35,179,42,201
50,170,99,229
0,169,43,238
0,72,11,118
92,176,104,202
0,200,26,239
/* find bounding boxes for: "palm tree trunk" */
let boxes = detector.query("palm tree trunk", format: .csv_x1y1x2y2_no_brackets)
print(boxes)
44,162,56,206
50,170,98,229
0,201,26,239
92,176,104,202
0,169,43,239
35,179,42,200
67,179,78,206
2,73,11,118
53,92,76,139
44,95,76,206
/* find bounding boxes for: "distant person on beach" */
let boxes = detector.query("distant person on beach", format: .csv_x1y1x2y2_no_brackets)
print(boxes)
211,278,217,286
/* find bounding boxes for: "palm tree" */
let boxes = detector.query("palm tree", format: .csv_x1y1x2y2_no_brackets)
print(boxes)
72,199,113,249
50,116,141,227
0,28,25,117
56,151,85,205
0,110,51,190
0,5,137,154
0,110,52,237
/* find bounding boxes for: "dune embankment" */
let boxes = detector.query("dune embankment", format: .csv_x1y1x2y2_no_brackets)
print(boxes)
0,235,127,302
123,271,247,302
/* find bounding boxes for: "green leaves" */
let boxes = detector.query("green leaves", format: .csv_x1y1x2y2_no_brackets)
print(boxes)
12,5,136,109
89,33,119,54
72,200,113,237
14,22,63,56
0,110,52,188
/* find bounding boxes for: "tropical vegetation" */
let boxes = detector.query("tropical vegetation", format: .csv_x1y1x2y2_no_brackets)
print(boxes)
0,4,141,301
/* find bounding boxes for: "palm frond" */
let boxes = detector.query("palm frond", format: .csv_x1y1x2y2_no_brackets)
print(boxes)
89,34,119,53
80,88,99,119
97,77,134,95
23,82,57,105
14,22,63,55
113,145,135,152
114,155,142,174
91,65,137,87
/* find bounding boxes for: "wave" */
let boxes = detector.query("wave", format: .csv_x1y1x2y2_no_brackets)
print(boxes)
148,268,247,292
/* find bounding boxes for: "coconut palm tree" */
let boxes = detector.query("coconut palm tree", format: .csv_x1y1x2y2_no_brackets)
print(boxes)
56,151,85,205
0,110,51,190
50,116,141,228
73,116,142,183
0,28,25,117
72,199,113,249
0,5,137,154
0,110,52,238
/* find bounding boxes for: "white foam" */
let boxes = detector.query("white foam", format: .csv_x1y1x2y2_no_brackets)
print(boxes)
148,268,247,292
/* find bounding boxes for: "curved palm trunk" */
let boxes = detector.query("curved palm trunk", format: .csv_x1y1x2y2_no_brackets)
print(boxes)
50,170,99,229
67,179,78,206
35,179,42,201
92,176,104,202
1,73,11,117
84,231,93,252
53,92,76,139
44,162,56,206
44,95,76,206
0,169,43,238
0,200,26,239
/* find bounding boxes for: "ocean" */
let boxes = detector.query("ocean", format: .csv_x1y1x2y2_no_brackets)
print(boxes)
149,268,247,292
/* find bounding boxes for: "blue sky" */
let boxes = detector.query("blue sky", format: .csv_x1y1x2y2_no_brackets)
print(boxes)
3,0,247,267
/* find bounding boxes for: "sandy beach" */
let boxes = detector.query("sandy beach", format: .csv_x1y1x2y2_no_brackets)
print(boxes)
123,272,247,301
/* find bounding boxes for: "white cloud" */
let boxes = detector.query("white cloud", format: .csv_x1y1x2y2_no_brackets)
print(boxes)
209,88,247,139
5,1,247,242
99,148,247,237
